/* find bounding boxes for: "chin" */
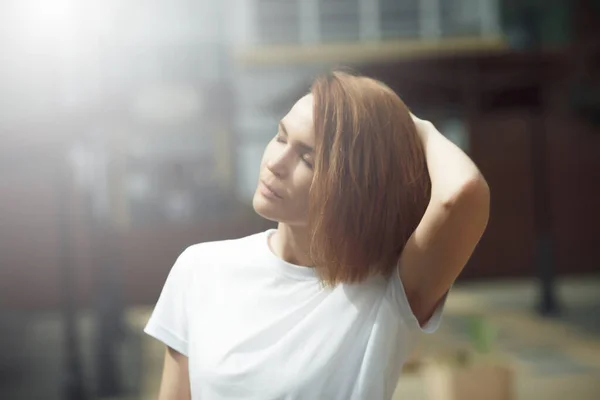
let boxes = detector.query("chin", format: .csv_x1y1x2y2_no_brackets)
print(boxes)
252,193,281,223
252,192,308,227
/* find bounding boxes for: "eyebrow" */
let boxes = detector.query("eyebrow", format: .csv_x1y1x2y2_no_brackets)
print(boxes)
279,120,314,154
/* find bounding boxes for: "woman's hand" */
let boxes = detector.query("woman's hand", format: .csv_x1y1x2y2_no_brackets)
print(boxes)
410,112,431,146
409,114,483,201
409,112,426,125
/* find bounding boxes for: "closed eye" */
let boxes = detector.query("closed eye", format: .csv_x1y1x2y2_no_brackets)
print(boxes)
276,134,287,144
278,120,313,169
301,155,313,169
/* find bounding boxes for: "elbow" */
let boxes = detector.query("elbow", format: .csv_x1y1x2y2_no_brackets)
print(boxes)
439,174,490,239
465,173,490,206
442,173,490,216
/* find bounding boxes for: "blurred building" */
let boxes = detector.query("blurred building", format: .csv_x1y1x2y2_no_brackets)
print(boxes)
0,0,598,307
229,0,599,289
0,0,599,399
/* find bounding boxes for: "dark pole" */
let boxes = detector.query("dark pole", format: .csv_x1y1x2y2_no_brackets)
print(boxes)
531,101,560,316
58,149,88,400
93,140,126,398
517,6,561,316
94,225,125,397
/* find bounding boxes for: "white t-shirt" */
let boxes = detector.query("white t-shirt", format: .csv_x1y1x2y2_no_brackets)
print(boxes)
144,229,446,400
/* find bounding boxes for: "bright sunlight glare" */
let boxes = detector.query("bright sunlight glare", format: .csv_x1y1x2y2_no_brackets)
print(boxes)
14,0,78,49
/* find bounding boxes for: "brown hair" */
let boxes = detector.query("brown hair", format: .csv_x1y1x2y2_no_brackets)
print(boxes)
308,70,430,286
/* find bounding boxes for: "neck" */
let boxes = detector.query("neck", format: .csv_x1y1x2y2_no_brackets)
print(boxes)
271,223,313,267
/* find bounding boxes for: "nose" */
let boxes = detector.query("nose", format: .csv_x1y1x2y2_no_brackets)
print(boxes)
266,150,290,179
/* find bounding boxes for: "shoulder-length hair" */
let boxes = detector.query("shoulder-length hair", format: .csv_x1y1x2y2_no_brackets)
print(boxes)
309,70,431,286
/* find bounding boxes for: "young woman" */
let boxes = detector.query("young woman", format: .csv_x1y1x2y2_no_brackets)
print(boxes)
144,71,490,400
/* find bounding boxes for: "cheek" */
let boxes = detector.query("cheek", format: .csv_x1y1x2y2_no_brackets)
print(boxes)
291,171,313,202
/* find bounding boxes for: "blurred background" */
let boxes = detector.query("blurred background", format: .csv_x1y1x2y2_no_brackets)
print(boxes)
0,0,598,399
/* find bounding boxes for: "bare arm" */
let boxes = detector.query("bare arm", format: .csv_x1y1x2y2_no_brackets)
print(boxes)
157,346,191,400
398,116,490,326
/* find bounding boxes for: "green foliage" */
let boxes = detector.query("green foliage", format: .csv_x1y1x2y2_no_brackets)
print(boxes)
466,315,498,354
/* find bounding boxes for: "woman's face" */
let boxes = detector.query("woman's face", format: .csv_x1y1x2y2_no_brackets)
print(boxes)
253,94,315,227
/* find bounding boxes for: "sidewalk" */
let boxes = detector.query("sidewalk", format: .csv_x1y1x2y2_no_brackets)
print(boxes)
135,276,600,400
1,276,599,399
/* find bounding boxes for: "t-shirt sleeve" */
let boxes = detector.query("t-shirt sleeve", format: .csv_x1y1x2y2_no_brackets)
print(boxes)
143,246,196,356
387,269,450,334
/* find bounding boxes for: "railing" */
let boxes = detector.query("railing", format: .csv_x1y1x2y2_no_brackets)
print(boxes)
254,0,500,45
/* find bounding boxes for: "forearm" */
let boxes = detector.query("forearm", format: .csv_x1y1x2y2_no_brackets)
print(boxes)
398,119,490,323
416,119,486,204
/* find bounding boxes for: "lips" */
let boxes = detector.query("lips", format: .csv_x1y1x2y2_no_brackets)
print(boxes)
260,180,283,199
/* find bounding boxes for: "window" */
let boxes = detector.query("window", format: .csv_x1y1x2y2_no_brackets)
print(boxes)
379,0,420,39
256,0,300,44
252,0,500,45
319,0,360,42
440,0,483,37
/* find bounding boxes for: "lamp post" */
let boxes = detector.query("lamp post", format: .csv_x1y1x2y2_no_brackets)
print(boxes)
531,95,559,316
58,145,89,400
